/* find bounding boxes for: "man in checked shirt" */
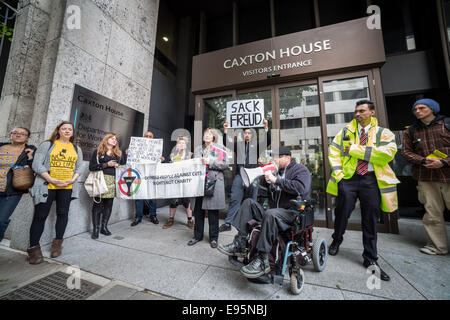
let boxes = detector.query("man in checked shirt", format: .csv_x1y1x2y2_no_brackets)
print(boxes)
402,99,450,256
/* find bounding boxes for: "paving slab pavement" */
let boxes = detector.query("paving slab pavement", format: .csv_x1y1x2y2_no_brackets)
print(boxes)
1,206,449,300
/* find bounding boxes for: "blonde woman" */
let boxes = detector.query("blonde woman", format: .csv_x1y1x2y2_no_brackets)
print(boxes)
163,136,194,229
89,133,126,239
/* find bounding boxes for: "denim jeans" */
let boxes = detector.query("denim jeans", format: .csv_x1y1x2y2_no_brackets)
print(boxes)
0,194,22,242
224,174,258,225
135,199,157,220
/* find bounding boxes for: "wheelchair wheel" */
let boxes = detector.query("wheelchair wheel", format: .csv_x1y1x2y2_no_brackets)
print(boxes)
312,238,327,272
289,269,305,295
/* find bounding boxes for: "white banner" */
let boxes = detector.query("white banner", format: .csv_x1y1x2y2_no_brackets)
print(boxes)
126,137,163,165
226,99,264,129
116,158,206,200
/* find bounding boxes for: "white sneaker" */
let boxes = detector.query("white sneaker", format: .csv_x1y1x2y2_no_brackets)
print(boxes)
420,247,437,255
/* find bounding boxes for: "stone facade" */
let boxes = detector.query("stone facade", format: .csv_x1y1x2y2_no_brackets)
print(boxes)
1,0,159,250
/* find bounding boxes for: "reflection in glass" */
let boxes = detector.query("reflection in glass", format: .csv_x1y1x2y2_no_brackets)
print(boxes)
323,76,370,223
278,85,326,222
203,95,233,134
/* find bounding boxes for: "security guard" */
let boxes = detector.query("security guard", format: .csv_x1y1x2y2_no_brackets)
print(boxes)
326,100,400,281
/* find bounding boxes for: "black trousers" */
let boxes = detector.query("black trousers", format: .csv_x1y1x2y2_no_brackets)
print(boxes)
29,189,72,247
193,197,219,242
232,198,296,253
332,173,381,263
92,198,114,224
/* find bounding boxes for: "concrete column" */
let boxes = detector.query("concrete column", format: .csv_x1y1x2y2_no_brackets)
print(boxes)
2,0,160,251
0,0,52,141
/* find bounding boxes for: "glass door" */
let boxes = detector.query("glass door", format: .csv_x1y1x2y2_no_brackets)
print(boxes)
319,71,391,232
276,81,327,226
197,92,235,213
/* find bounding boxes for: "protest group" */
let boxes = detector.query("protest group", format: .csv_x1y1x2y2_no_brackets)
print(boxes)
0,97,449,283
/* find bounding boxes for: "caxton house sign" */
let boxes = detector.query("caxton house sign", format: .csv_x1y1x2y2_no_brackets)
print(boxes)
69,84,144,160
192,18,386,93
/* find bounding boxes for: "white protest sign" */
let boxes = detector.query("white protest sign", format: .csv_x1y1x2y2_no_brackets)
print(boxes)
116,158,206,199
126,137,163,165
226,99,264,129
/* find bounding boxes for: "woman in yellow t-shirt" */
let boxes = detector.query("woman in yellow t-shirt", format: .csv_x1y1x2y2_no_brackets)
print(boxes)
27,121,83,264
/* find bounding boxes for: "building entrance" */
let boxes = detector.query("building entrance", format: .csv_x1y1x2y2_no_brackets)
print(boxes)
195,69,398,234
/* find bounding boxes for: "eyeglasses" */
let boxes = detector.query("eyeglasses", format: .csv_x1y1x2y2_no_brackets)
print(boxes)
11,132,28,137
243,132,252,135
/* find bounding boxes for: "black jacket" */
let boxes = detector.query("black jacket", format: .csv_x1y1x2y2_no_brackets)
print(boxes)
223,130,271,172
261,158,312,209
0,142,37,196
89,150,126,176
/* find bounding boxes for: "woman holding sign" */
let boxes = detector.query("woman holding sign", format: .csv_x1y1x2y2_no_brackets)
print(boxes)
27,121,83,264
89,133,126,239
187,128,228,249
163,136,194,229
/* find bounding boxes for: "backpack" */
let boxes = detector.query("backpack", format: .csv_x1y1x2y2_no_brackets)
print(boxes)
408,117,450,137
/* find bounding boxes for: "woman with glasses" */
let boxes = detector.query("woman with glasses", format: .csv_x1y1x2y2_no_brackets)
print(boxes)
27,121,83,264
187,128,228,249
0,128,36,242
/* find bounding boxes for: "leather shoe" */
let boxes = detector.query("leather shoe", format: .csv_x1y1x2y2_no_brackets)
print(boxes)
150,216,159,224
328,240,340,256
210,240,218,248
131,219,141,227
187,238,201,246
363,260,390,281
219,223,231,232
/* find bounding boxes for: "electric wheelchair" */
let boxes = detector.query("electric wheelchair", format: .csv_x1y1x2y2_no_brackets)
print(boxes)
228,196,328,295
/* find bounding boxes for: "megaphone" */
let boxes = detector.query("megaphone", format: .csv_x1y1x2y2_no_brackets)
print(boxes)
240,163,277,188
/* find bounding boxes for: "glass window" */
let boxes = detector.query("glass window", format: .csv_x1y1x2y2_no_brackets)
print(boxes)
203,95,234,133
344,112,354,123
373,0,420,54
326,114,336,124
306,95,319,106
238,0,271,44
278,85,326,221
318,0,367,27
323,76,371,223
307,117,321,127
206,13,233,52
324,92,334,102
340,88,368,101
274,0,314,36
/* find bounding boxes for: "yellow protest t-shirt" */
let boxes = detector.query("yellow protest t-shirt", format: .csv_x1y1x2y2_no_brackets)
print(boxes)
48,140,78,190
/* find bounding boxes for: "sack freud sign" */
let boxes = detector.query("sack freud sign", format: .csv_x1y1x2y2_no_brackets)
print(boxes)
192,18,386,93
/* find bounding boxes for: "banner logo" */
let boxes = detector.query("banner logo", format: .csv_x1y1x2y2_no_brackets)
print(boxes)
118,168,142,196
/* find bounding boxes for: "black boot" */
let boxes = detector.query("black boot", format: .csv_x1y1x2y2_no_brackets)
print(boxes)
217,234,246,257
91,210,100,239
100,210,112,236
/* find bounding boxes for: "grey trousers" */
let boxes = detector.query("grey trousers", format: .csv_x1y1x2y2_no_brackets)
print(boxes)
232,198,296,253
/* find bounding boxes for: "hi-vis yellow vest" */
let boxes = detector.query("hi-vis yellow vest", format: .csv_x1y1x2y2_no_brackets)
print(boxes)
326,117,400,213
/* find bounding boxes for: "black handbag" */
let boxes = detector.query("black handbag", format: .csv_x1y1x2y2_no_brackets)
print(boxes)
204,173,217,197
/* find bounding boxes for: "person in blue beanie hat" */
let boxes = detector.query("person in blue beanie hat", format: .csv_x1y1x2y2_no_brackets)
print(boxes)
402,98,450,255
411,99,440,116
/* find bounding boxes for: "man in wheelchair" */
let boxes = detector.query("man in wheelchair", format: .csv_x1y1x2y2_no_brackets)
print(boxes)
218,146,312,279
